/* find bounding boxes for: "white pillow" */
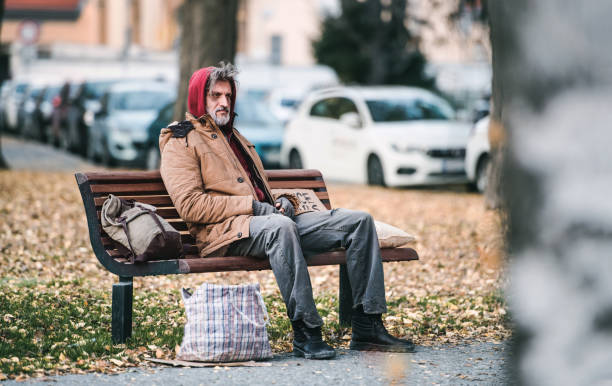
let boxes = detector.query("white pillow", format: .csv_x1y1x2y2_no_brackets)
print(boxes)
375,221,416,248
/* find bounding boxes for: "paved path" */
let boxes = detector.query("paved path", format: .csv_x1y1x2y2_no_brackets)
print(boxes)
1,135,100,172
6,343,509,385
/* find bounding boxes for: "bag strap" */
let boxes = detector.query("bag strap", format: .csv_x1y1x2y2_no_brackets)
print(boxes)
118,197,136,208
229,290,269,328
118,216,136,263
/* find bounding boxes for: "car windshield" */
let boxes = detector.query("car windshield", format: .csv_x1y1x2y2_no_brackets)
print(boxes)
29,88,43,99
110,90,173,111
281,98,299,108
15,83,28,95
84,81,116,100
235,97,280,126
366,96,455,122
44,87,60,102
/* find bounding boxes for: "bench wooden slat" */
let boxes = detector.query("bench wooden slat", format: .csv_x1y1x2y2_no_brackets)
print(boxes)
179,248,418,273
94,195,174,207
266,169,323,179
84,169,324,183
108,248,417,272
268,180,326,189
108,243,200,258
94,192,329,208
91,182,167,194
101,233,196,247
97,207,180,220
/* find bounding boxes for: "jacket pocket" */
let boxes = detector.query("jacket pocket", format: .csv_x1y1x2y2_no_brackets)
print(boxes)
195,143,232,185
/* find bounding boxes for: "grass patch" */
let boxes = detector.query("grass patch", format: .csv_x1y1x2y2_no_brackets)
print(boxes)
0,280,184,378
0,282,509,379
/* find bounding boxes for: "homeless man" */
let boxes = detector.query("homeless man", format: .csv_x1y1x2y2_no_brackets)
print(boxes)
159,63,415,359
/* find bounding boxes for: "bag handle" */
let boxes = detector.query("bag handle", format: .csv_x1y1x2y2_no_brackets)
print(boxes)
229,290,269,328
135,204,169,241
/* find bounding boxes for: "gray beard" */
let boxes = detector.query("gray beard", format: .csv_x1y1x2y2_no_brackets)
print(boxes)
208,107,230,127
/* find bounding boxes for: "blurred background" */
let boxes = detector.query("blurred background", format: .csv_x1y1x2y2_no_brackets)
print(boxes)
0,0,492,192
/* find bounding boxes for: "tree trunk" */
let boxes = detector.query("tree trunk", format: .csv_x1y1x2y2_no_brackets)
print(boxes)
491,0,612,383
484,0,511,210
0,0,8,170
173,0,239,121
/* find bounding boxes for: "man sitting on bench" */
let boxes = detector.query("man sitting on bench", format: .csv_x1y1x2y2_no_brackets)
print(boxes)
159,62,415,359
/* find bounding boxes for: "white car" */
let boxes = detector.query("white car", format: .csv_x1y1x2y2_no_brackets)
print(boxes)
280,86,471,187
465,116,491,193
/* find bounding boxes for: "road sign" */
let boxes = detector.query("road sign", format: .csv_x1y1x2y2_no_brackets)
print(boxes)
18,20,40,45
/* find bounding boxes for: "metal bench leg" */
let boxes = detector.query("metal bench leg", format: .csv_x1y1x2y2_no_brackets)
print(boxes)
339,265,353,327
112,276,133,343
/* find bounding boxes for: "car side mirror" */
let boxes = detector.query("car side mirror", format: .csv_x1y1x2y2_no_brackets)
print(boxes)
95,107,106,117
339,112,362,129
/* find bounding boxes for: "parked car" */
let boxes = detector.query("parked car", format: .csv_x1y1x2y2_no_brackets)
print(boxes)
465,115,490,193
21,85,60,142
64,79,119,156
142,101,174,170
18,85,44,139
281,86,471,187
0,80,12,131
1,80,29,134
267,87,306,125
142,94,284,170
88,81,175,166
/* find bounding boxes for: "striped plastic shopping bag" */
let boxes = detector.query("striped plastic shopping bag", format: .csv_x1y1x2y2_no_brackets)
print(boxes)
177,282,272,362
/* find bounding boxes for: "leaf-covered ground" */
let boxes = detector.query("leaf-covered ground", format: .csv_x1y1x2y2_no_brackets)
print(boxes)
0,171,508,380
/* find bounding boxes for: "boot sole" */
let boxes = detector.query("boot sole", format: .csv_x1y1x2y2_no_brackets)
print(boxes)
350,341,416,353
293,346,336,360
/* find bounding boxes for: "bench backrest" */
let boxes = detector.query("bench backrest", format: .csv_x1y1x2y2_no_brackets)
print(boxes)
75,169,331,276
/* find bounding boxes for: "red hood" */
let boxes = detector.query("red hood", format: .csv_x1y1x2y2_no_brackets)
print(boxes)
188,67,237,128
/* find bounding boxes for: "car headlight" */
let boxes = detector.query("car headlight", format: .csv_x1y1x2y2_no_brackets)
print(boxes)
83,110,94,126
391,144,424,153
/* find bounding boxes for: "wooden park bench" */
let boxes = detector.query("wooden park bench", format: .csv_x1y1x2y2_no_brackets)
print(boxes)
75,169,419,343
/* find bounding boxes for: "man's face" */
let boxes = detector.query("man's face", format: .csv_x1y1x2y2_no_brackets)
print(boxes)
206,80,232,126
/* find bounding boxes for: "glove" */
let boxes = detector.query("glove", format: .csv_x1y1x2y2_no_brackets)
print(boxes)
275,197,295,220
252,200,279,216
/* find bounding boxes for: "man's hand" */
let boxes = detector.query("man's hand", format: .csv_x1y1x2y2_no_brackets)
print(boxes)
275,197,295,220
252,200,280,216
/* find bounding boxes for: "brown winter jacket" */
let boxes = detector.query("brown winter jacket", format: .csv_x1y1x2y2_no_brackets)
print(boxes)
159,112,274,257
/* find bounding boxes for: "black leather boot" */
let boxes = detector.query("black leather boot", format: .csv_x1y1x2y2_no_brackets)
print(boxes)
292,320,336,359
350,307,415,353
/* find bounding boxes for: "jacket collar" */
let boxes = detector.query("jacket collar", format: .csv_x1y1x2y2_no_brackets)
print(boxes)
185,112,236,139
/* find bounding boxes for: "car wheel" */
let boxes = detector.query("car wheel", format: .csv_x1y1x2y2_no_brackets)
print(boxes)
101,139,115,167
475,155,491,193
145,146,160,170
58,125,71,150
68,119,79,153
367,155,386,186
21,117,32,139
289,149,303,169
86,130,97,162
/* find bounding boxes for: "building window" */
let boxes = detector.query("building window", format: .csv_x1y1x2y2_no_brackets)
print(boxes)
99,0,107,45
270,34,282,65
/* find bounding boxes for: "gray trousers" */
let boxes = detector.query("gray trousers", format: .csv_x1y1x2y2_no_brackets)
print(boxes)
227,208,387,328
